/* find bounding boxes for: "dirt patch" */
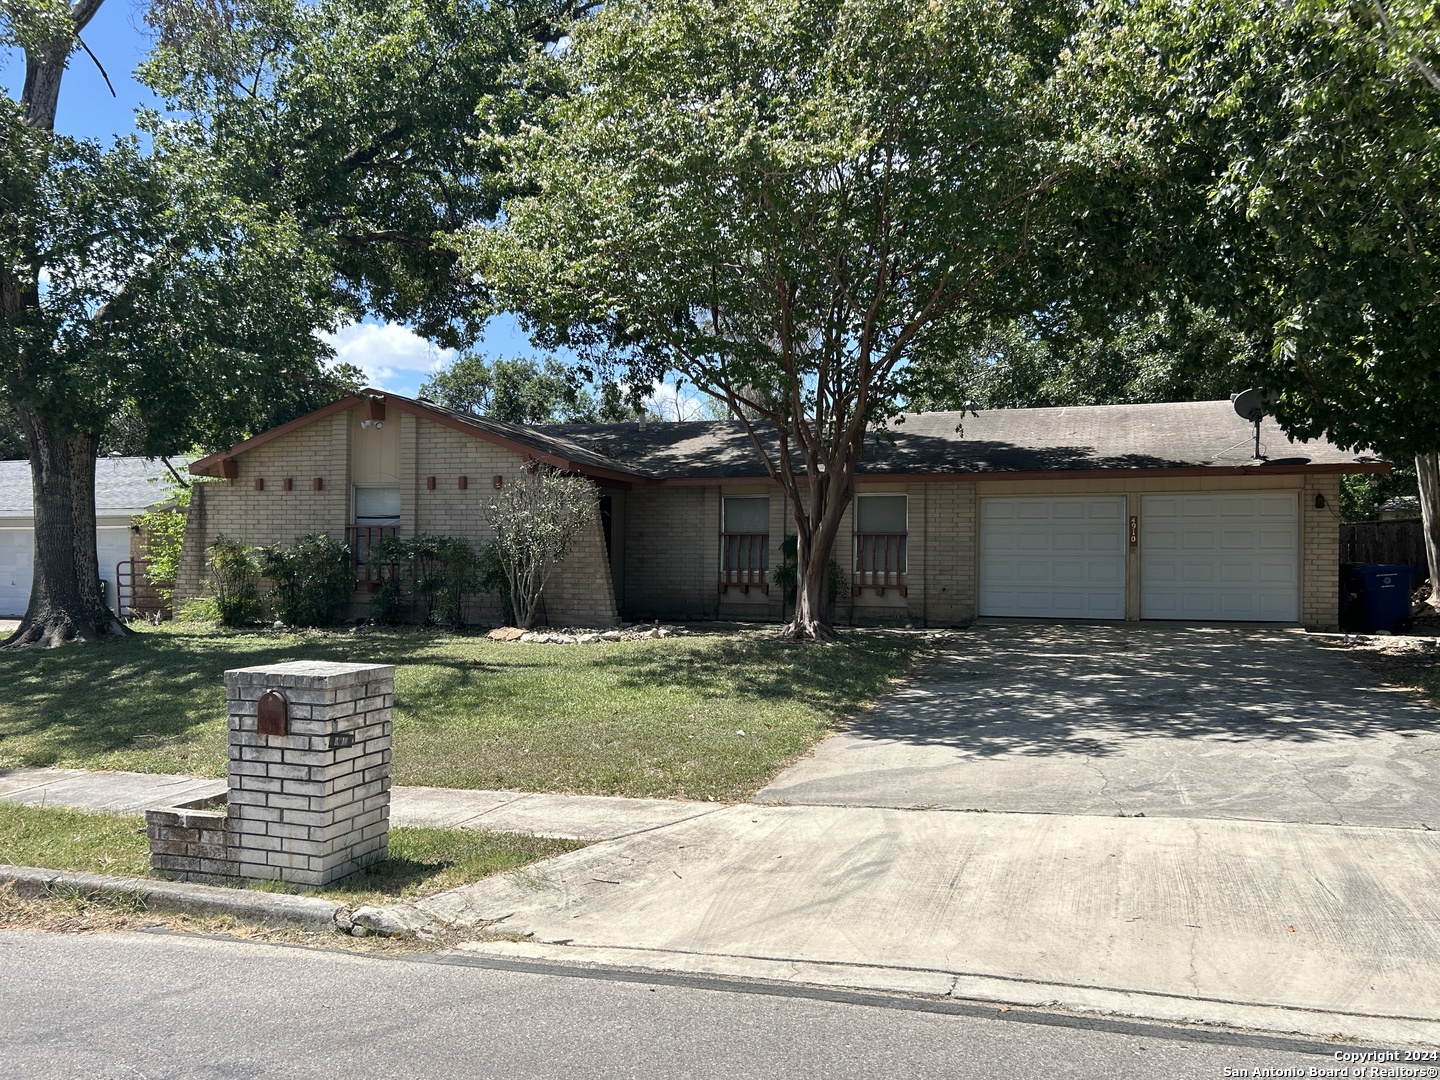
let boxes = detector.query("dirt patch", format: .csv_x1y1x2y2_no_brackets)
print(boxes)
0,882,453,955
1341,635,1440,711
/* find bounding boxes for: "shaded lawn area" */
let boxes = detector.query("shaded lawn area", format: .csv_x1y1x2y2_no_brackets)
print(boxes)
0,624,928,800
0,803,581,908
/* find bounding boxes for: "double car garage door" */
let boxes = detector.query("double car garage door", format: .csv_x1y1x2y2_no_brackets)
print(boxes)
979,493,1300,623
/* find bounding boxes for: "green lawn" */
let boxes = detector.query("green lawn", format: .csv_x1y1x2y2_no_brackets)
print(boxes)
0,624,927,800
0,803,582,908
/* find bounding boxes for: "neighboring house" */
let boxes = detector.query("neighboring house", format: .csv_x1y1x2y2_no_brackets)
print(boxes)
0,455,180,617
1378,496,1421,521
178,391,1384,630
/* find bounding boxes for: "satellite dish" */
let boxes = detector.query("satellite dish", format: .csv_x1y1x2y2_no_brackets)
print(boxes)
1229,388,1277,460
1231,388,1270,423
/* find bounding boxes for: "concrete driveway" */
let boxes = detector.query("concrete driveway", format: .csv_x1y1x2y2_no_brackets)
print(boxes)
757,623,1440,830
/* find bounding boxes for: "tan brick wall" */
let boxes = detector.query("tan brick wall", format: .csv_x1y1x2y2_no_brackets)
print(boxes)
623,486,721,620
1302,473,1341,630
177,406,617,627
919,480,977,625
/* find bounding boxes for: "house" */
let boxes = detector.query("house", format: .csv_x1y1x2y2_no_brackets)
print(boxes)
0,455,180,617
177,391,1384,630
1377,496,1421,521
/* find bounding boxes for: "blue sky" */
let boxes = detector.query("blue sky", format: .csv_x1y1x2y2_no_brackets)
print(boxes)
1,2,546,399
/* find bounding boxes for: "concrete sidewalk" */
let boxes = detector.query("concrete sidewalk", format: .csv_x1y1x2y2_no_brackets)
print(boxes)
0,768,718,842
427,803,1440,1046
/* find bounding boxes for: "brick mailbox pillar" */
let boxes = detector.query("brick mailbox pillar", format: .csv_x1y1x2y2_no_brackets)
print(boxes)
224,660,395,886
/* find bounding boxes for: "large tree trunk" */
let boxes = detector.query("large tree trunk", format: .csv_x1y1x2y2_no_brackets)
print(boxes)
783,475,849,641
2,408,128,649
1,0,129,650
1417,452,1440,613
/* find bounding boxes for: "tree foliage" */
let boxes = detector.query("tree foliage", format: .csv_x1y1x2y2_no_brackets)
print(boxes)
1071,0,1439,592
419,354,638,424
143,0,584,347
1073,0,1439,461
471,0,1080,638
904,305,1251,412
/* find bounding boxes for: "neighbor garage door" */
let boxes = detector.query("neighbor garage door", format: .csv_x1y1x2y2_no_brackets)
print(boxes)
979,496,1127,619
1140,493,1299,622
0,529,32,616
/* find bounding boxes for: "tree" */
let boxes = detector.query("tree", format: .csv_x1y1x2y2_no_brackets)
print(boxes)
1,0,577,649
419,354,637,424
904,305,1251,412
144,0,583,349
484,467,596,629
3,1,337,648
1072,0,1440,598
471,0,1081,639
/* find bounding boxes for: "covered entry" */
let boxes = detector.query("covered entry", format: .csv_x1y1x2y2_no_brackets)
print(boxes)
978,495,1127,619
1140,493,1299,622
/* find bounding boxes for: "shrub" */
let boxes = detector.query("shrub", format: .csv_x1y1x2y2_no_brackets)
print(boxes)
477,539,514,625
366,534,484,628
260,533,353,628
207,536,262,627
485,468,597,629
136,510,186,594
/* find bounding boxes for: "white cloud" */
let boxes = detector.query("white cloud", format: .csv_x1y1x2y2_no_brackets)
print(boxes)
320,321,457,390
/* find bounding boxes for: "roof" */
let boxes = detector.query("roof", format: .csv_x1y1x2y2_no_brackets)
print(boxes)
0,456,185,516
555,400,1375,478
190,392,1383,484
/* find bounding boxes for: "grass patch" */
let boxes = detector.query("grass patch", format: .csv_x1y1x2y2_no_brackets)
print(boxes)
0,803,582,906
0,803,152,878
0,624,928,799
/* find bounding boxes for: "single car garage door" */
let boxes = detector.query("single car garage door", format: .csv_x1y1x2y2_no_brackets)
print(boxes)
0,529,32,617
1140,493,1299,622
979,496,1127,619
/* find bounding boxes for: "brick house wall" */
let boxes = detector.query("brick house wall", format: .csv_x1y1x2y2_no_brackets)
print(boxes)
176,405,617,627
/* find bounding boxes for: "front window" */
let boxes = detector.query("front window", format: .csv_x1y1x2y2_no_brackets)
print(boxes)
721,495,769,592
351,485,401,581
854,493,907,589
354,485,401,526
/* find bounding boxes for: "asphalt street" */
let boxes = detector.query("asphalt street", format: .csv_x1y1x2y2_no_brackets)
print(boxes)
0,929,1357,1080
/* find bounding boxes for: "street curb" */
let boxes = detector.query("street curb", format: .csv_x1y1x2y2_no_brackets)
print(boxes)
0,864,347,932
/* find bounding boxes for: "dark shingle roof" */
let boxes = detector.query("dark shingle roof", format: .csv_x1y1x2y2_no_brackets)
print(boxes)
0,456,184,515
549,400,1373,478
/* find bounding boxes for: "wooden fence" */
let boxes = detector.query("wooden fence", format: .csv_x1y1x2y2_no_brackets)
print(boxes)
1340,519,1428,570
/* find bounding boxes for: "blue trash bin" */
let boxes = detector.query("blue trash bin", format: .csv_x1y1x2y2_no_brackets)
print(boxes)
1339,564,1414,633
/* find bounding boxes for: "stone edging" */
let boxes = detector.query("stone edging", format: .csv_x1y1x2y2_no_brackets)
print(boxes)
0,863,348,932
1,863,442,939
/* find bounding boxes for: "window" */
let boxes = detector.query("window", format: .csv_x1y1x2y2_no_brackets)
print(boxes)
854,493,907,588
354,485,401,525
351,485,401,581
721,495,769,591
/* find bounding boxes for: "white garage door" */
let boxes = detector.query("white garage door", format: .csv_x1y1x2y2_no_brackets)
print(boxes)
0,529,32,616
0,527,134,616
1141,493,1299,622
979,496,1127,619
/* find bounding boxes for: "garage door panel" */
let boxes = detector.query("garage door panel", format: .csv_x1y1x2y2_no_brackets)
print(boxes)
0,530,32,617
980,496,1126,619
1141,493,1298,622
